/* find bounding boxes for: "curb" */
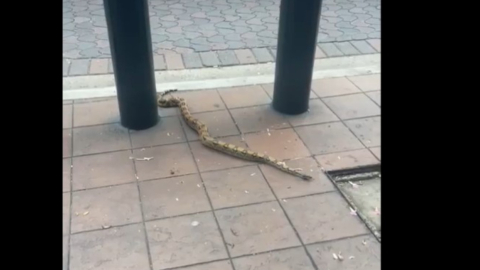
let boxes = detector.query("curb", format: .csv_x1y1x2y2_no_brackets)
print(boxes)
63,53,380,100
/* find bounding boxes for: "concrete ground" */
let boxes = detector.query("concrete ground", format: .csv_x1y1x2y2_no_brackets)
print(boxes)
63,74,381,270
63,0,381,76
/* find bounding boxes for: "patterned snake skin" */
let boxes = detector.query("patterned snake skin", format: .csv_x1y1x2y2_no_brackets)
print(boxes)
157,90,313,180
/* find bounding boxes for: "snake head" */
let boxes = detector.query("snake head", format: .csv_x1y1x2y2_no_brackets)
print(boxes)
158,98,174,107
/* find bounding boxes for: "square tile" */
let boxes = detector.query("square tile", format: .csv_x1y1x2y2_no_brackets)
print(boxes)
139,174,211,220
202,166,275,209
218,85,271,108
63,104,72,129
216,201,301,257
348,74,381,92
71,184,142,233
286,99,339,127
282,193,369,244
63,129,72,158
366,91,381,106
344,117,381,147
63,193,70,235
145,212,228,269
370,147,381,160
175,261,233,270
322,93,380,120
295,122,364,155
314,149,379,171
311,77,361,98
175,89,226,113
63,236,68,270
230,105,290,133
73,124,131,156
260,157,335,198
73,98,120,127
306,235,380,270
72,150,136,190
70,224,150,270
181,110,239,141
233,247,315,270
133,143,197,180
130,116,186,148
63,158,71,192
158,105,180,117
261,84,318,99
244,128,311,160
190,135,256,172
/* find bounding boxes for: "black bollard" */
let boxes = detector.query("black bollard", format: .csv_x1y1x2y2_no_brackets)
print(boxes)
272,0,323,115
103,0,158,130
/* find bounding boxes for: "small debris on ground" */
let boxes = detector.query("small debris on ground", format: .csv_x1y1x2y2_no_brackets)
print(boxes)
349,207,357,216
102,225,111,229
272,208,276,212
244,190,249,194
175,198,179,201
250,173,256,176
83,211,89,216
374,207,380,215
348,181,359,188
267,128,271,136
230,228,238,236
135,157,154,161
191,221,199,226
349,256,355,260
333,253,338,260
226,242,235,248
170,169,175,175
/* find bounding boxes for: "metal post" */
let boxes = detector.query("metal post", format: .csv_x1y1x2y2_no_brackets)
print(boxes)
272,0,323,115
103,0,158,130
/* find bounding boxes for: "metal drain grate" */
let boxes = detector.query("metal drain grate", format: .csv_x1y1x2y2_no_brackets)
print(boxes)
326,164,381,241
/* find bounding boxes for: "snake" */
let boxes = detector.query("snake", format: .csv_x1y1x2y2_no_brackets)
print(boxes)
157,89,313,181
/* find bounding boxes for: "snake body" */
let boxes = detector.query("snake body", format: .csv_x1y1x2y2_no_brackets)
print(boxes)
157,90,313,181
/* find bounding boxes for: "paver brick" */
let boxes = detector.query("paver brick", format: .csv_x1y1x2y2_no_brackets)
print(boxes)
234,49,257,64
164,53,185,70
367,38,381,52
200,51,220,67
183,52,203,68
63,59,70,76
216,50,240,66
335,41,361,55
282,192,369,244
88,58,109,74
318,43,344,57
145,212,228,269
251,47,274,63
69,59,90,75
350,40,377,54
153,55,167,70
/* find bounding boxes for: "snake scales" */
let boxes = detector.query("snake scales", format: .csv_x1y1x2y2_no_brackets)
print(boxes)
157,90,313,180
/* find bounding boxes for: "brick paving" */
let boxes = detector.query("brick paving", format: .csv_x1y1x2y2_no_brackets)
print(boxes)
63,74,381,270
63,0,381,76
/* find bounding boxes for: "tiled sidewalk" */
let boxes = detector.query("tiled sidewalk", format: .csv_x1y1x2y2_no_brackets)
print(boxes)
63,74,381,270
